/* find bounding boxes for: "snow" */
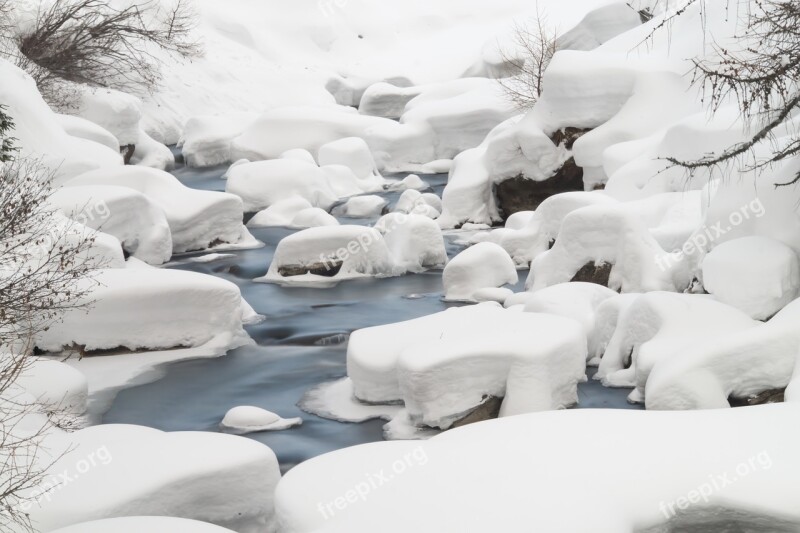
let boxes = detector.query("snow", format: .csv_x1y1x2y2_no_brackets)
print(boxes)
49,185,173,265
318,137,379,179
299,378,402,424
220,406,302,434
388,174,429,192
28,424,280,533
290,208,341,229
50,517,238,533
519,282,619,353
55,114,120,153
0,59,122,183
247,197,315,228
334,195,387,218
275,404,800,533
14,358,88,416
443,242,518,302
645,298,800,410
181,113,256,168
596,292,760,404
702,237,800,320
347,303,587,419
374,213,448,272
225,159,339,213
66,166,246,253
35,267,250,352
261,226,397,287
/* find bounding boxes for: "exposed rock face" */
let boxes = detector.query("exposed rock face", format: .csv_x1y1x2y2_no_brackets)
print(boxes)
571,261,613,287
121,144,135,164
278,260,343,278
730,388,785,407
450,395,503,429
494,127,591,219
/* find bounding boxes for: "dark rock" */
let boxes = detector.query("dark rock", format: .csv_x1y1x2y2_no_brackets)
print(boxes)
278,260,343,278
494,158,584,217
729,388,785,407
549,127,592,150
571,261,613,287
450,395,503,429
121,144,135,164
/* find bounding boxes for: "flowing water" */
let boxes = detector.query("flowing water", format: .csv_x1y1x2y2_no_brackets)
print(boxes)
102,159,641,472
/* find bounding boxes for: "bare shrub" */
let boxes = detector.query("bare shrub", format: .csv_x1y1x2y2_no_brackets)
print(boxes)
11,0,200,104
496,9,559,110
0,120,99,531
664,0,800,186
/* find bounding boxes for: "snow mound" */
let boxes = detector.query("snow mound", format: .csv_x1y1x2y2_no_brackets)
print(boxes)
181,113,256,168
66,167,245,254
30,424,280,533
347,303,587,414
374,213,448,272
646,298,800,410
528,203,690,293
0,58,122,182
226,159,338,212
443,242,518,301
291,208,340,229
587,293,641,364
393,189,442,219
14,358,88,416
318,137,379,179
36,267,249,352
247,197,315,228
334,195,387,218
50,185,173,265
276,403,800,533
55,114,120,153
220,406,302,434
702,237,800,320
596,292,760,404
261,226,397,286
519,282,619,352
388,174,430,191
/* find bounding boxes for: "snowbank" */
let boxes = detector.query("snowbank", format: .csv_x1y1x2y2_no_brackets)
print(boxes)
50,517,238,533
66,166,245,253
318,137,379,179
334,195,387,218
443,243,518,301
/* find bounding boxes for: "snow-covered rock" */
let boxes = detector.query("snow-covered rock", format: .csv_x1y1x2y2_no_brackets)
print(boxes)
596,292,760,404
226,159,338,212
388,174,429,191
220,406,302,434
276,403,799,533
333,195,387,218
50,185,173,265
36,267,250,352
14,358,88,416
29,424,280,533
347,303,587,428
443,242,518,301
646,297,800,410
318,137,379,179
55,114,120,153
261,226,397,286
66,167,245,254
246,197,315,228
182,113,256,168
702,237,800,320
374,213,448,272
290,208,340,229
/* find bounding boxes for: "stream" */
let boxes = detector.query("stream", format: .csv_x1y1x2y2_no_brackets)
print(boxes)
102,159,641,472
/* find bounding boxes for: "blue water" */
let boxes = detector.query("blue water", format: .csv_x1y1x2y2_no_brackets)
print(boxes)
102,161,640,472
